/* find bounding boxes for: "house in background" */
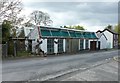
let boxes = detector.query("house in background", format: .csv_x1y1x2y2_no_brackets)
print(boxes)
96,31,108,49
26,26,98,55
96,29,119,49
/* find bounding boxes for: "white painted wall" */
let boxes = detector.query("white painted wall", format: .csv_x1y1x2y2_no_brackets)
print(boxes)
103,30,113,48
29,27,39,39
83,39,86,49
32,40,37,53
63,39,66,52
88,40,92,49
40,39,47,53
78,39,80,50
98,35,107,49
54,39,58,54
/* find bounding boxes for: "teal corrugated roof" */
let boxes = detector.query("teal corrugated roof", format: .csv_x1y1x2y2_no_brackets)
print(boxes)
69,31,76,37
40,27,97,39
51,30,61,37
61,30,70,37
41,29,51,36
75,32,84,38
91,32,97,38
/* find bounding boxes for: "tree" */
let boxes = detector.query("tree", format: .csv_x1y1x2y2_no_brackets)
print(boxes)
105,25,113,30
73,25,85,30
114,24,120,45
63,25,85,30
114,24,120,33
0,0,24,37
0,0,23,22
2,20,12,44
29,10,53,26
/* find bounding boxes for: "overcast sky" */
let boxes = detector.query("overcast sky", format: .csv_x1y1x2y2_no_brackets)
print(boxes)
21,0,118,31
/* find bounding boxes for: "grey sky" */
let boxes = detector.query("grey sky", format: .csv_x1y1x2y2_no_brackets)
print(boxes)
22,1,118,31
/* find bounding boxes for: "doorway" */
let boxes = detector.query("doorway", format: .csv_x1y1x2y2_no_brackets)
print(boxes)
90,41,97,51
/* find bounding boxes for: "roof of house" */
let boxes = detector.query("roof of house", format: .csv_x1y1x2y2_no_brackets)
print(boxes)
96,32,107,40
96,29,118,35
27,26,98,39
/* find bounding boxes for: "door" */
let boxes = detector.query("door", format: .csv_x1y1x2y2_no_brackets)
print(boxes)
80,39,84,50
90,41,97,51
65,39,71,53
71,39,79,53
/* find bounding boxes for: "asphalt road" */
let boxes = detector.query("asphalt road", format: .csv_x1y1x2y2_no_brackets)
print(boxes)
2,50,119,81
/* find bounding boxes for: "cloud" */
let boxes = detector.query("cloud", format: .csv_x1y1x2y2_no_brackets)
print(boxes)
21,1,118,31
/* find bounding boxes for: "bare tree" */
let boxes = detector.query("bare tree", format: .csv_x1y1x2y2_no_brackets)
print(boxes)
0,0,24,37
43,13,53,26
0,0,23,22
29,10,53,26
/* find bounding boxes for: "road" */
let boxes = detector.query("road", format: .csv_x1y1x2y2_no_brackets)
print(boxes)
2,50,119,81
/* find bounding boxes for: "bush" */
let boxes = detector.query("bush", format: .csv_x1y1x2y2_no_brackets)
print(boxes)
17,51,31,57
8,41,14,56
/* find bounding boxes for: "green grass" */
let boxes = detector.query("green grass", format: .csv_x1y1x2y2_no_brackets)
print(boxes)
17,51,31,57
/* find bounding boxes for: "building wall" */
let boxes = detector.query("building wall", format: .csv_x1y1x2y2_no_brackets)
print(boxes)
32,40,37,53
63,39,66,52
98,35,107,49
24,27,34,37
29,27,39,39
41,39,47,54
78,39,80,50
113,34,118,48
103,31,113,48
83,39,86,50
54,39,58,54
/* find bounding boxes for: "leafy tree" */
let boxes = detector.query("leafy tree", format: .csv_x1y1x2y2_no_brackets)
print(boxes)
2,20,12,44
63,25,85,30
73,25,85,30
114,24,120,33
114,24,120,44
105,25,113,30
0,0,24,38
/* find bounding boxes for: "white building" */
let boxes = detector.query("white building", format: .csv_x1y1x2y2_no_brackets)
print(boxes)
96,29,118,49
25,26,98,55
96,31,108,49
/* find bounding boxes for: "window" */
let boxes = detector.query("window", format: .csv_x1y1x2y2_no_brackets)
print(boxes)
47,39,54,54
80,39,84,50
58,39,63,53
85,40,89,49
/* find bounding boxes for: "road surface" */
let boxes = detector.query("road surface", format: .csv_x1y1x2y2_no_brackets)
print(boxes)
2,50,119,81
